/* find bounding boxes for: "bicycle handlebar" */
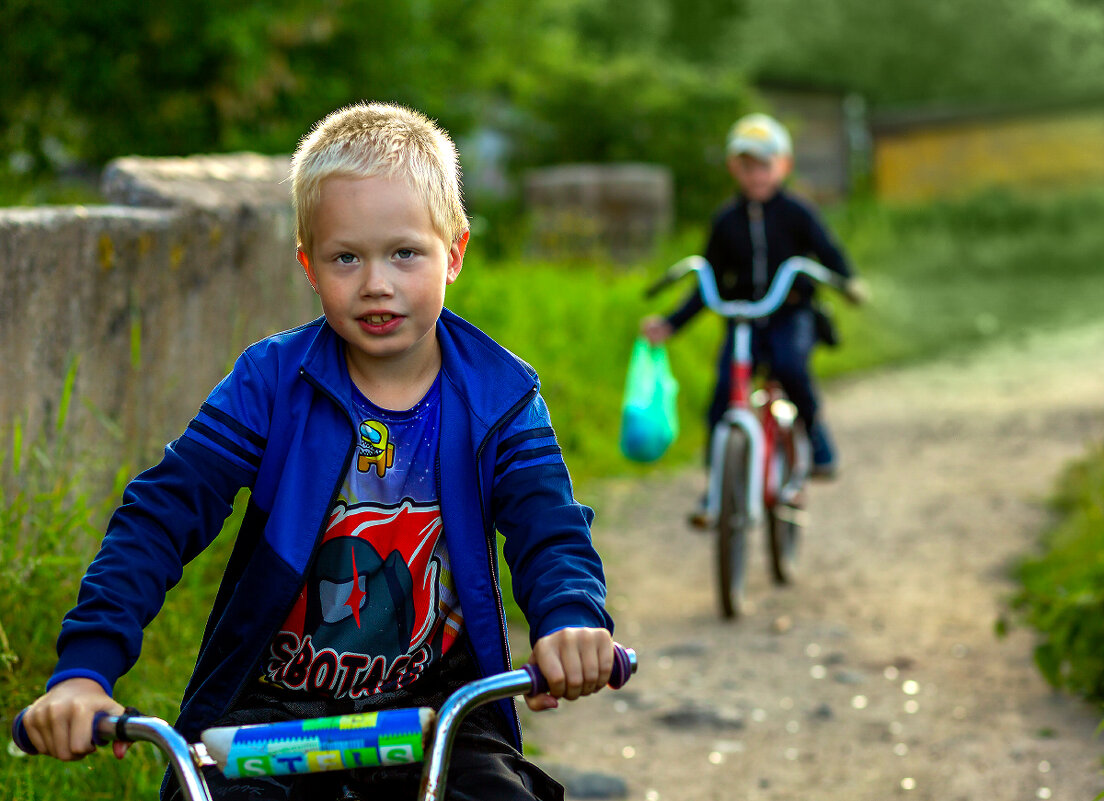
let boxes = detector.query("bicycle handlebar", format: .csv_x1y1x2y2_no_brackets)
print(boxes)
645,255,848,319
12,643,637,801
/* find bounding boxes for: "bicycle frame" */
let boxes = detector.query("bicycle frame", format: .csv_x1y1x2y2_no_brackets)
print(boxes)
675,255,838,525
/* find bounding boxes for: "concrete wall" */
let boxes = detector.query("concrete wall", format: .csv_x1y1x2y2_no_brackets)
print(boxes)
0,154,318,464
524,163,673,263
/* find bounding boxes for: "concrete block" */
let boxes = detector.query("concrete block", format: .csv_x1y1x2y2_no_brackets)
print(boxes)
0,154,317,470
524,163,673,264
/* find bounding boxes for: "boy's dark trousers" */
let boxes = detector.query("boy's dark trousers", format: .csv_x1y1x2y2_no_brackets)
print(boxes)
707,304,820,443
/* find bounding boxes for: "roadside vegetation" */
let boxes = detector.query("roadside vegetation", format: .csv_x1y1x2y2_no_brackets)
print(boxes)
1006,444,1104,709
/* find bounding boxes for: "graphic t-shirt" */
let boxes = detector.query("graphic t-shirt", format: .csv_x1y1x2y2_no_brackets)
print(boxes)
263,375,463,700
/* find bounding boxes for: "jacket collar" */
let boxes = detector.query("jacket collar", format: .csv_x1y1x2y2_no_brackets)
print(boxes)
296,310,538,429
299,318,355,411
437,308,538,432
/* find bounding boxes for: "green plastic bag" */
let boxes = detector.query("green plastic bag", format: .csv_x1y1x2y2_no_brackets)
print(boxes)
619,337,679,463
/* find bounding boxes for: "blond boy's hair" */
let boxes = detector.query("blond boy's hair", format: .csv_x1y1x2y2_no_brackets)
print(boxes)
291,102,468,253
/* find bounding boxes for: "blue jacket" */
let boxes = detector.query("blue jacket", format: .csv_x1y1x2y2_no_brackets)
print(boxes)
50,309,612,747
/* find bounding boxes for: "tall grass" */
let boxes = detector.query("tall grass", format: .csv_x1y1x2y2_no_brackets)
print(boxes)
0,359,125,709
0,359,135,800
0,357,243,799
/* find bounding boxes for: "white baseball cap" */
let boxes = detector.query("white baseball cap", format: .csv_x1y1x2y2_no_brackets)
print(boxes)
725,113,792,160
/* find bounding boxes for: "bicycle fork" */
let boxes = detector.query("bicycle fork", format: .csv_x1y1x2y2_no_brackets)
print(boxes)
707,410,764,527
706,322,764,527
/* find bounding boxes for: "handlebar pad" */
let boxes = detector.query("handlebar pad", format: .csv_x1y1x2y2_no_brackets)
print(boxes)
523,642,636,696
201,707,434,777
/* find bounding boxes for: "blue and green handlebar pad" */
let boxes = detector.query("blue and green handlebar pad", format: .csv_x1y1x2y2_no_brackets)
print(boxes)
201,708,435,778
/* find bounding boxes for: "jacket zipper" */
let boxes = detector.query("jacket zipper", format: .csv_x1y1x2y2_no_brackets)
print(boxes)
748,200,769,300
217,366,356,719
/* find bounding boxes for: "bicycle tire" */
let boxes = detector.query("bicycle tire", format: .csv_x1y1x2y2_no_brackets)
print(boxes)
768,503,800,585
717,429,750,619
767,428,801,585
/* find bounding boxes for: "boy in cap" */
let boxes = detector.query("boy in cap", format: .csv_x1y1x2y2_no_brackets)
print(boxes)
642,113,865,522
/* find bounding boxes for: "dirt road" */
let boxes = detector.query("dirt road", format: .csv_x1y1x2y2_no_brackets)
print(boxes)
526,322,1104,800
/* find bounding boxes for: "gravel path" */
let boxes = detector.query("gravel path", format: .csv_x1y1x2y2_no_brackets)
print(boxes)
525,322,1104,801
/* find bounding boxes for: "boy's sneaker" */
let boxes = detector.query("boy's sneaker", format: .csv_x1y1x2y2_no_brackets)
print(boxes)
809,422,838,480
687,495,713,530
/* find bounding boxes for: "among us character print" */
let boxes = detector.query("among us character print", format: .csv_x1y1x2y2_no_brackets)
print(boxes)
265,499,463,700
358,419,395,477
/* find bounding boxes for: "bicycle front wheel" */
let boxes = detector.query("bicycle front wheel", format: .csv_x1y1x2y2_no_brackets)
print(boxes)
717,429,750,619
768,503,800,585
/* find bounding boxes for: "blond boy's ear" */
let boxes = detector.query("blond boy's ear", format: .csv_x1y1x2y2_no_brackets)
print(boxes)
297,249,319,292
446,230,470,285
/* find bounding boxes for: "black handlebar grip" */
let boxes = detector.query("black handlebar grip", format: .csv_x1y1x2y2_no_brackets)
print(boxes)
523,643,637,696
11,707,125,755
11,708,37,755
607,644,635,689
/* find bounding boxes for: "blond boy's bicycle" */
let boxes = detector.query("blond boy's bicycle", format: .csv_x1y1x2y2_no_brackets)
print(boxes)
14,644,636,801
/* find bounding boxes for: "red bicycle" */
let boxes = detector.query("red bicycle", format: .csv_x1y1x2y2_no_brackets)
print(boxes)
648,255,848,618
13,645,636,801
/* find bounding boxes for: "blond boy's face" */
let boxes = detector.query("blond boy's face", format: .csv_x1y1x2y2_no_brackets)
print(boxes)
727,152,792,203
299,174,466,390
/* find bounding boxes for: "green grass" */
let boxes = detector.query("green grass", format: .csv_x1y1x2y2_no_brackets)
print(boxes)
816,185,1104,377
5,184,1104,797
447,229,723,484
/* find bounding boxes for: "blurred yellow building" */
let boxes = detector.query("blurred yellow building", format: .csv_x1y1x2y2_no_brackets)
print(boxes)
872,104,1104,202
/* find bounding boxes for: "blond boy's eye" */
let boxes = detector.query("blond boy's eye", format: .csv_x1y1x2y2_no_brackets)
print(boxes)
395,248,414,260
337,253,357,264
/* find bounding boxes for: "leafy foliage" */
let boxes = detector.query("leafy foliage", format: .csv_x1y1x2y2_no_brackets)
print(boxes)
0,0,750,223
6,0,1104,230
736,0,1104,108
1008,444,1104,707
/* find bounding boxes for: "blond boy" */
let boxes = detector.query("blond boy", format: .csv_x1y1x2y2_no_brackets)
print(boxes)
23,102,614,800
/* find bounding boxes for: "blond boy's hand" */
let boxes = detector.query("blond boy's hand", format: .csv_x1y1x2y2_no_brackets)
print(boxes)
525,627,615,712
842,277,871,306
21,678,128,761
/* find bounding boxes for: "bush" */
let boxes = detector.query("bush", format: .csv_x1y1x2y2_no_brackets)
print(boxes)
1006,443,1104,707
